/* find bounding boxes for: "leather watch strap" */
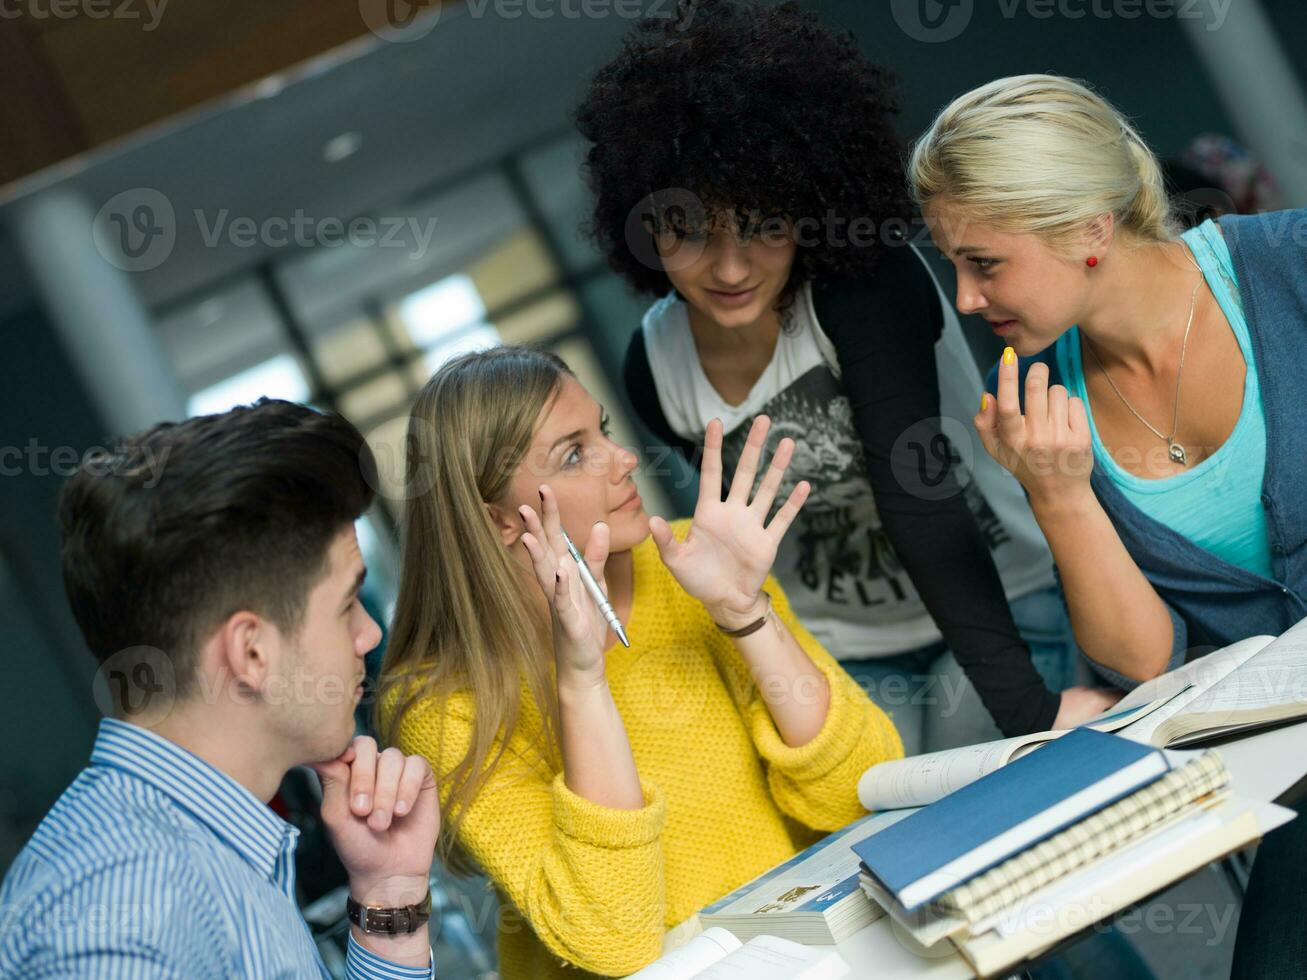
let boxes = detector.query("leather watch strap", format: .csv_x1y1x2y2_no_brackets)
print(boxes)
346,888,433,935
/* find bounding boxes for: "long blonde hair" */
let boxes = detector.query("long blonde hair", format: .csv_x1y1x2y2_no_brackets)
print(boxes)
378,346,570,874
908,74,1179,253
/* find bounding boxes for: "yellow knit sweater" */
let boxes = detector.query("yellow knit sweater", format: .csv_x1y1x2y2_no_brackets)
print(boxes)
388,521,903,979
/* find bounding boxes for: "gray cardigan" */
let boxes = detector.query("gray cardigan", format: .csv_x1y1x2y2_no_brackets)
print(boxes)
985,209,1307,687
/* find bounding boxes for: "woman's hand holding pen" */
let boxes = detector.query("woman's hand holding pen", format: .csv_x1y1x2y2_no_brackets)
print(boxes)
519,485,611,689
651,415,810,629
522,486,644,810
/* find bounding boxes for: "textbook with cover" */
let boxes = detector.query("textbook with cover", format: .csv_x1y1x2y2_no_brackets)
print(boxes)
695,810,906,944
858,619,1307,811
850,730,1172,910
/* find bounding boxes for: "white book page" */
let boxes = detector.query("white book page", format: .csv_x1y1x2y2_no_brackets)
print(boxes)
629,927,742,980
1115,633,1288,745
856,724,1078,811
1113,633,1273,709
695,935,850,980
856,693,1176,812
1183,619,1307,715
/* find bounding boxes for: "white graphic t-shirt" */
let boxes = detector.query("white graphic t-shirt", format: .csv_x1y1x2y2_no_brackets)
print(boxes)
640,253,1055,660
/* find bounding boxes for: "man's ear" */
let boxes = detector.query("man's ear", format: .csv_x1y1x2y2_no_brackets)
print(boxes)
209,610,275,699
485,501,524,549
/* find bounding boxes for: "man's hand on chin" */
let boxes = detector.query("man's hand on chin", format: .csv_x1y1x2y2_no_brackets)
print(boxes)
310,735,441,967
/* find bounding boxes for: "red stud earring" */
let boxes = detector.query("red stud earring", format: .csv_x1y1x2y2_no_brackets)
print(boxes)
1086,256,1099,267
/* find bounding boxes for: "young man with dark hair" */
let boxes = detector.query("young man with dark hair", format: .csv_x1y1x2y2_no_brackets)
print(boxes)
0,399,439,978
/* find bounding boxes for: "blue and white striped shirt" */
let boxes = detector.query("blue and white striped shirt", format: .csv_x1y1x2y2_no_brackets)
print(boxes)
0,718,434,979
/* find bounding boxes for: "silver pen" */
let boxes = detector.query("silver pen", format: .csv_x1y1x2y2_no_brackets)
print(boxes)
559,527,630,648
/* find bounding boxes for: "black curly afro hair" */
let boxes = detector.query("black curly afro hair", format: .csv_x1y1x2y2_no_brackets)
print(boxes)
573,0,912,306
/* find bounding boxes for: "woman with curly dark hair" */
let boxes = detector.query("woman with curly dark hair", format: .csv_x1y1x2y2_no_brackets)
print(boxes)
576,0,1120,754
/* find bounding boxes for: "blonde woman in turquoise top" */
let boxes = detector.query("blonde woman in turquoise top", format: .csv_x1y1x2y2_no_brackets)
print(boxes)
909,73,1307,980
1053,217,1272,579
907,73,1298,686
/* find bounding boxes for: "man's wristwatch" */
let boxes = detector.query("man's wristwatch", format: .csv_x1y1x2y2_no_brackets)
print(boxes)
346,889,433,935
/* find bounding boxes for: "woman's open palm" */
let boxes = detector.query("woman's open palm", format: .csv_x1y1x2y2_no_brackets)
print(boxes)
651,415,810,623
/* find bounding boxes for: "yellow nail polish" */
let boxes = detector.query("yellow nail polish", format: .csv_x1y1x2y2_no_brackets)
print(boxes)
1002,347,1016,366
980,394,988,412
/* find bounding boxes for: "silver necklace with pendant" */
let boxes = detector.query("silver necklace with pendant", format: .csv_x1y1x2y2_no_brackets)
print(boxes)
1083,245,1205,467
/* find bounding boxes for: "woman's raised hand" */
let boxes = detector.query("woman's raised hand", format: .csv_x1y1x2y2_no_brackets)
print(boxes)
650,415,810,629
975,350,1094,509
519,485,612,686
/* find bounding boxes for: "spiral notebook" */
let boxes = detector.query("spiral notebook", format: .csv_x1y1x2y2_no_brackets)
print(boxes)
938,750,1230,922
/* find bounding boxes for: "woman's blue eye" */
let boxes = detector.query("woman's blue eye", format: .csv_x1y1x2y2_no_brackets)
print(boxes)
970,257,997,271
562,417,612,469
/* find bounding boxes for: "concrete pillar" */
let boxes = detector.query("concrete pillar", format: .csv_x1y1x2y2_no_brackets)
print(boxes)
8,187,185,436
1180,0,1307,207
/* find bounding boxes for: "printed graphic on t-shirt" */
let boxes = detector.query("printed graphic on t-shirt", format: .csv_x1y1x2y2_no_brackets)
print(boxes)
719,365,1011,616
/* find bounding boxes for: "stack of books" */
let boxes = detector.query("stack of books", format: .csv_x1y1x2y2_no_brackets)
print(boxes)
651,620,1305,979
850,728,1294,977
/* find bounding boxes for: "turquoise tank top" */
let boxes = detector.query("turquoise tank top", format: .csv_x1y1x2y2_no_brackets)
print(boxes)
1054,219,1271,578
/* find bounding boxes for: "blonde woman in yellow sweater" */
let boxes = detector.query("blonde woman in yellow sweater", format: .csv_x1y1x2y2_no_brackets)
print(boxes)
378,346,901,979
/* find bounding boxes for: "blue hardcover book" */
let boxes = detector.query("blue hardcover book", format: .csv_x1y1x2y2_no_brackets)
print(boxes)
850,729,1172,910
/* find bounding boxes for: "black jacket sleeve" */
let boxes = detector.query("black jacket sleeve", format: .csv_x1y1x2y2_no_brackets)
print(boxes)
812,247,1061,736
622,328,699,462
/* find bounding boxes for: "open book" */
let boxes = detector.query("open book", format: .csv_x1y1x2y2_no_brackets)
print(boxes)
859,617,1307,811
628,928,849,980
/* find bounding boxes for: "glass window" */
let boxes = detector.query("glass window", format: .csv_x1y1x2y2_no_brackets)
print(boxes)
157,278,302,397
187,353,311,417
464,228,559,314
495,289,580,347
338,370,409,429
363,413,416,522
312,315,392,386
275,173,529,329
397,274,488,348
